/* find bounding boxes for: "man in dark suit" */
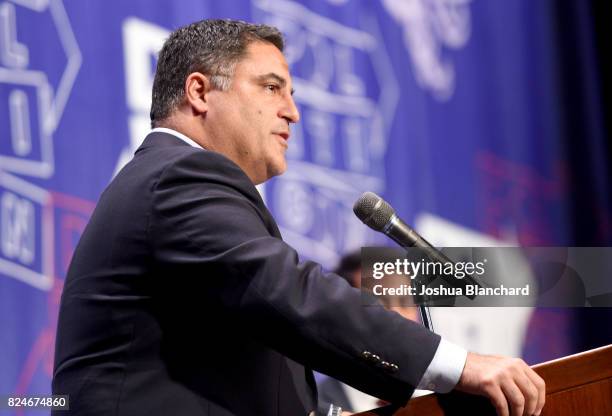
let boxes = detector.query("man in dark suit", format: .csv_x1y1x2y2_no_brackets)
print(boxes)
53,19,545,416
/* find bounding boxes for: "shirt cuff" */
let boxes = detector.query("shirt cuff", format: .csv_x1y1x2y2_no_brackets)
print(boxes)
417,338,468,393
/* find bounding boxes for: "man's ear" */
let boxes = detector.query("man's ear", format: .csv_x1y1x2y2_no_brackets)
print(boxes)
184,72,210,115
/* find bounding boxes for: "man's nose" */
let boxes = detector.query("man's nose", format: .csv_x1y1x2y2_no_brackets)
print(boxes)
280,94,300,124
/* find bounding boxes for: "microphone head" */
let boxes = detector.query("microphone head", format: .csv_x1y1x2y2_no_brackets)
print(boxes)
353,192,395,231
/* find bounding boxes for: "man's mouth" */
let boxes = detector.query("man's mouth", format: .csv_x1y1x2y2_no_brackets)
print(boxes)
274,132,290,141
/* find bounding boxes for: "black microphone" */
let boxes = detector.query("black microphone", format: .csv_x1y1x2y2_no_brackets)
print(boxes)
353,191,482,299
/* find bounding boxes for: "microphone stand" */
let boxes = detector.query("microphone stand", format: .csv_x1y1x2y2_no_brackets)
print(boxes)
419,304,434,332
413,277,434,332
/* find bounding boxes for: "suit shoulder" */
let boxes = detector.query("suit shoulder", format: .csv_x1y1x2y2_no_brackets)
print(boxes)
155,148,262,204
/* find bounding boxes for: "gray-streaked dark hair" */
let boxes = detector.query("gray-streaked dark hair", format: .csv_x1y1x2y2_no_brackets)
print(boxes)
150,19,284,127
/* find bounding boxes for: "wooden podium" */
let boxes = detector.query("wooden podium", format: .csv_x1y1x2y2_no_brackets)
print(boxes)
356,344,612,416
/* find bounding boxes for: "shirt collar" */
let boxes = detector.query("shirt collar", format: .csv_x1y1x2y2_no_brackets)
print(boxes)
150,127,203,149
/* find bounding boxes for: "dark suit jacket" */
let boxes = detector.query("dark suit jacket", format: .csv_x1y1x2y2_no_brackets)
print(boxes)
52,132,441,416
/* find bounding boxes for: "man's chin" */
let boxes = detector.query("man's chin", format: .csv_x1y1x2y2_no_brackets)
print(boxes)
266,162,287,181
252,162,287,185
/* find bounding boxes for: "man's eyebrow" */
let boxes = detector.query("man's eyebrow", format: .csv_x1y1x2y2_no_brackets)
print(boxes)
256,73,295,95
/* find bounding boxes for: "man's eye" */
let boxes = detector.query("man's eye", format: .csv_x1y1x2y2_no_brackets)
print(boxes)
265,84,280,93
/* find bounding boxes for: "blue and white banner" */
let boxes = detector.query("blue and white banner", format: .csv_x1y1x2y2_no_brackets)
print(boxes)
1,0,609,409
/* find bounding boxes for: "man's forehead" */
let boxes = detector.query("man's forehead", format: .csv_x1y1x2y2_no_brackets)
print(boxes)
239,42,290,72
234,42,293,85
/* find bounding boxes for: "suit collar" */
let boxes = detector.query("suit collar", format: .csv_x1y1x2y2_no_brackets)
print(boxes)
135,131,195,154
150,127,203,149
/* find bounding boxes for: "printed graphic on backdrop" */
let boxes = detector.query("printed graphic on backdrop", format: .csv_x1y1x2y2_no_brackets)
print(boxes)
1,0,609,409
0,0,80,288
382,0,473,100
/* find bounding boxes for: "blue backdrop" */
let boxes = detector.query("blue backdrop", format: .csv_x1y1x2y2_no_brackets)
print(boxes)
1,0,610,410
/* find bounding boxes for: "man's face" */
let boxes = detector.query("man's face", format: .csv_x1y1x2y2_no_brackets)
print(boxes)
205,41,299,184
